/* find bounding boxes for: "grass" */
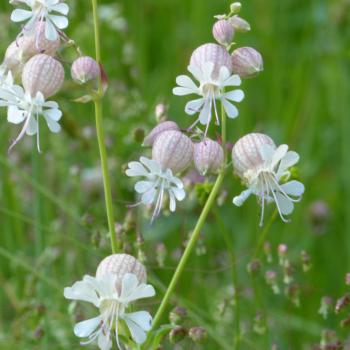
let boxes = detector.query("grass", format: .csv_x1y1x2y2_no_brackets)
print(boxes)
0,0,350,349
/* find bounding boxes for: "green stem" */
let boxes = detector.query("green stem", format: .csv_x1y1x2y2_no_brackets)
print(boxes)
91,0,119,253
152,105,228,330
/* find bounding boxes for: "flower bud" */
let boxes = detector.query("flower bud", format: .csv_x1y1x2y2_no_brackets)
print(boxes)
247,259,261,275
229,15,251,33
193,139,224,175
263,241,273,263
169,326,187,344
212,20,234,46
96,254,147,290
231,47,263,78
300,250,311,272
230,2,242,14
319,296,333,319
189,327,207,343
22,54,64,98
265,270,280,294
152,130,193,173
3,37,32,73
190,43,233,79
143,121,180,147
335,293,350,314
232,133,275,179
71,56,100,84
169,306,187,325
284,284,300,307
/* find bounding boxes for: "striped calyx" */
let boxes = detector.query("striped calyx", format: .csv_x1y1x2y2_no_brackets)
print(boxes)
96,254,147,290
232,133,276,179
22,54,64,98
152,130,193,173
143,121,180,147
193,139,224,175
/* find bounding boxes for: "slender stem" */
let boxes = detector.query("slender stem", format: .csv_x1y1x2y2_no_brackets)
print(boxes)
253,210,278,258
152,105,228,330
91,0,119,253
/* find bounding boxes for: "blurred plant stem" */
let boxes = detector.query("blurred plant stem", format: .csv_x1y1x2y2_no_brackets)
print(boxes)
91,0,119,253
32,141,44,255
151,103,228,332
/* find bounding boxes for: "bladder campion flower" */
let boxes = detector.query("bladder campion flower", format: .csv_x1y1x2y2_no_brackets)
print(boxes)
64,254,155,350
10,0,69,41
232,133,305,225
173,43,244,136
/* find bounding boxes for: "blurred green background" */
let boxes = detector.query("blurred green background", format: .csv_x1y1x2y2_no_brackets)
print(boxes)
0,0,350,349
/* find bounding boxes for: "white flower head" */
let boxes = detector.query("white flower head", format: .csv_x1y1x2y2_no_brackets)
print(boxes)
0,75,62,152
126,156,186,222
64,273,156,350
232,137,305,226
173,62,244,136
10,0,69,41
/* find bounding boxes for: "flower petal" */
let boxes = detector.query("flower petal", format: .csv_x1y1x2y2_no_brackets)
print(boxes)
73,316,101,338
280,180,305,197
274,191,294,215
185,98,205,115
222,74,241,87
123,311,153,344
222,99,239,119
63,278,100,306
11,9,33,22
233,189,252,206
224,89,244,103
49,14,68,29
176,75,198,90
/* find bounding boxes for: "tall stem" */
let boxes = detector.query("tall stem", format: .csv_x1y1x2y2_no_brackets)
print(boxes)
91,0,119,253
152,105,228,330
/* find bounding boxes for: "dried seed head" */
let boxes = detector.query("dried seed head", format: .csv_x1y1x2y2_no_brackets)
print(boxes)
232,47,264,78
71,56,100,84
193,139,224,175
143,121,180,147
152,130,193,173
96,254,147,290
212,19,235,46
229,15,251,33
22,54,64,98
190,43,233,79
232,133,276,179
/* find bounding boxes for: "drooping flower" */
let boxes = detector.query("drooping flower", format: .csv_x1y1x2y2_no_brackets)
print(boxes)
126,156,186,221
64,255,156,350
10,0,69,41
232,133,305,225
173,43,244,136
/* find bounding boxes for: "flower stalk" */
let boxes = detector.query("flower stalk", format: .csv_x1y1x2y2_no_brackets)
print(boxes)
151,102,228,331
91,0,119,253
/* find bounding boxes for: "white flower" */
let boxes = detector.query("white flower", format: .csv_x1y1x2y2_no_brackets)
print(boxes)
10,0,69,41
0,73,62,152
173,62,244,135
126,156,186,221
233,144,305,225
64,273,155,350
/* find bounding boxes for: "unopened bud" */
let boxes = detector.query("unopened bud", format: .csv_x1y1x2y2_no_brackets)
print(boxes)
22,54,64,98
143,121,180,147
152,130,193,173
265,270,280,294
300,250,311,272
189,327,207,343
231,47,263,78
96,254,147,291
247,259,261,275
193,139,224,176
212,20,235,46
230,2,242,14
335,293,350,314
169,326,187,344
169,306,187,325
71,56,100,84
229,15,251,33
285,284,300,307
283,260,294,285
278,244,288,266
319,296,333,319
263,241,273,263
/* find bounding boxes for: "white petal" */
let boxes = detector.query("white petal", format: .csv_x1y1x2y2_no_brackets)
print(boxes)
169,191,176,212
224,90,245,103
222,99,239,119
135,181,155,194
222,74,241,87
120,273,139,299
219,66,230,81
49,14,68,29
140,157,161,174
202,61,215,81
187,64,203,82
173,86,197,96
26,115,37,135
126,161,148,177
63,278,100,306
11,9,33,22
233,189,252,206
185,98,205,115
121,283,156,303
176,75,198,90
97,331,112,350
141,188,157,204
274,191,294,215
73,316,101,338
171,187,186,201
44,108,62,121
45,20,59,40
7,106,26,124
51,3,69,15
260,143,275,162
124,311,153,344
277,151,300,176
271,145,289,169
44,116,61,133
198,100,211,125
280,180,305,197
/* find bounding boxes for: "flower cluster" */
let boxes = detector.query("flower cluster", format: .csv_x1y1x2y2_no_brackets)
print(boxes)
126,2,304,225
